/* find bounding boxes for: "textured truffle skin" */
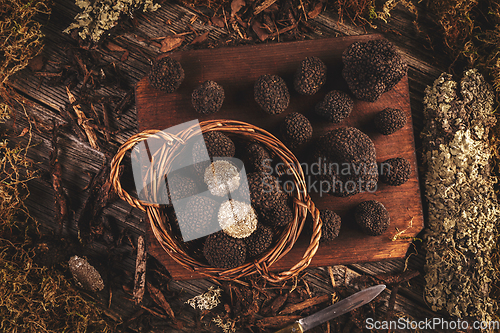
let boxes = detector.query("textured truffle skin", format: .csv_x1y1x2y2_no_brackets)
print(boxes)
374,108,407,135
315,90,354,123
312,127,378,197
280,112,313,148
241,143,272,173
192,131,236,174
166,174,198,202
245,224,274,258
241,172,293,227
192,80,225,114
355,200,390,236
148,57,184,92
342,39,407,102
177,195,219,241
380,157,411,186
254,74,290,115
319,209,341,243
203,231,247,268
294,56,327,95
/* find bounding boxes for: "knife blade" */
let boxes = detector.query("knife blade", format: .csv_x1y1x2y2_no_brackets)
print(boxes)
275,284,386,333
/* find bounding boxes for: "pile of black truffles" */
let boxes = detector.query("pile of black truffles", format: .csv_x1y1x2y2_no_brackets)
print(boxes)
152,38,413,267
355,200,390,236
166,131,296,269
148,56,184,92
342,39,407,102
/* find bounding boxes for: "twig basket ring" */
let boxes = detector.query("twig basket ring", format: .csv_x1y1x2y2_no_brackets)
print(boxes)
110,119,322,282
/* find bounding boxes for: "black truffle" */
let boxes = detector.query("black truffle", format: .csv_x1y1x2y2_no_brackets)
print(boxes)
241,143,272,173
294,56,327,95
315,90,354,123
165,173,198,203
192,131,236,174
319,209,341,243
312,127,378,197
176,195,219,241
374,108,407,135
342,39,407,102
254,74,290,115
203,231,247,268
245,224,274,258
242,172,293,227
191,80,225,114
260,197,294,227
280,112,313,149
354,200,390,236
244,172,283,208
380,157,411,186
148,56,184,92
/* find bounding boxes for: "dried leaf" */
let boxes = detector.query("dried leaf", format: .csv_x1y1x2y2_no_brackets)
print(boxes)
120,50,129,62
211,16,225,28
161,36,184,53
105,41,126,52
18,127,29,137
190,31,209,45
231,0,245,16
308,1,324,19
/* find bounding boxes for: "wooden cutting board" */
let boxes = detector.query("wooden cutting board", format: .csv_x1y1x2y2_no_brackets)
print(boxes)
135,34,424,281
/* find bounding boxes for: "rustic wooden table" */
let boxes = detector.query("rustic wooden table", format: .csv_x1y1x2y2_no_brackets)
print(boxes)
6,0,456,331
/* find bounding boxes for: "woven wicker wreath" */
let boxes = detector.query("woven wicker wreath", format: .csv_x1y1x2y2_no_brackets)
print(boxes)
110,119,322,282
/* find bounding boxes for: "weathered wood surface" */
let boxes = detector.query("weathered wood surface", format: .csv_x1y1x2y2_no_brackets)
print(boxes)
2,0,461,331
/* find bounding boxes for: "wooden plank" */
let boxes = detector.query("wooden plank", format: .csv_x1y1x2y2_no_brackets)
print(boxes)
135,35,425,280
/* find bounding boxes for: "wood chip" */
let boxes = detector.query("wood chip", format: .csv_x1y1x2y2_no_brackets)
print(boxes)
161,36,185,53
261,293,288,316
231,0,245,16
251,20,269,41
279,294,330,315
147,282,175,320
190,31,209,45
254,0,278,15
133,235,147,304
66,87,100,151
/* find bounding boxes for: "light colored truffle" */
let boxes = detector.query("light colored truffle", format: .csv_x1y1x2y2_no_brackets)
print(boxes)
204,160,240,196
218,200,258,238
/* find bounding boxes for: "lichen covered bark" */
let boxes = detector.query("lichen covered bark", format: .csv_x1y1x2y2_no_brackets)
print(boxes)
422,69,499,321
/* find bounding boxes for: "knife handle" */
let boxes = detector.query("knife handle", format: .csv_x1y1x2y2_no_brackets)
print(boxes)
274,322,304,333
